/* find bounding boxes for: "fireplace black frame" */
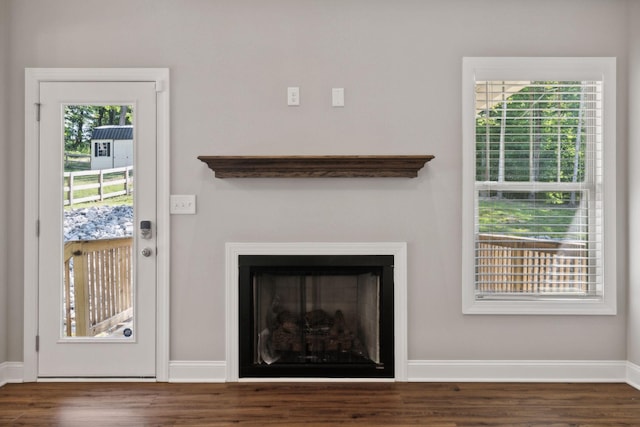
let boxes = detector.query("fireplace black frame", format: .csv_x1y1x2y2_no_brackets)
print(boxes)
238,255,395,378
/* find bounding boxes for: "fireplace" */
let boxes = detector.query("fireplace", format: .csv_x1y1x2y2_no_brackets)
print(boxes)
238,255,395,378
225,242,408,381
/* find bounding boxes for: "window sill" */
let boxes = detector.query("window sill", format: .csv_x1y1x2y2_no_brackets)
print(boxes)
462,297,617,316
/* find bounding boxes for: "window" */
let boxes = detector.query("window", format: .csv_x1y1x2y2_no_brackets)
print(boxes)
94,141,111,157
462,58,616,315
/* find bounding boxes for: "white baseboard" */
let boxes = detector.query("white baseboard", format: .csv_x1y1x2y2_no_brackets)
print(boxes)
166,359,630,384
627,361,640,390
5,360,636,387
407,360,628,383
0,362,24,386
168,361,226,383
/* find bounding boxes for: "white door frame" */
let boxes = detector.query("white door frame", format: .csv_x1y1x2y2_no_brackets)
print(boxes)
23,68,170,382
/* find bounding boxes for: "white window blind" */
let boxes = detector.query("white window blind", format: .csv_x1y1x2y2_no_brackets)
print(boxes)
474,80,602,298
462,57,616,315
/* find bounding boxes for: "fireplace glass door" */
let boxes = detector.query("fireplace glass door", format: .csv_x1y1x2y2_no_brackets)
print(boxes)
239,255,394,378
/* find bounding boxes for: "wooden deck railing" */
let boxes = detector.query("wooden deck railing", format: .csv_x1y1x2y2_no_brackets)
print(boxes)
476,233,589,294
63,237,133,336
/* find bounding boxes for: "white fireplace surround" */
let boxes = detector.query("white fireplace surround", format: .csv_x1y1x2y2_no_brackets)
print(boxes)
225,242,408,382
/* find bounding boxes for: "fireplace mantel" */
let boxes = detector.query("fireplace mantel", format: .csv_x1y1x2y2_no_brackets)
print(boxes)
197,155,434,178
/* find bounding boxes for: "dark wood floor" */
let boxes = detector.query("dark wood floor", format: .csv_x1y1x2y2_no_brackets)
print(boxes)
1,382,640,426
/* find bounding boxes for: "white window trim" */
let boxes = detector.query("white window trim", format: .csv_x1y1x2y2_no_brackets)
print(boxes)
461,57,617,315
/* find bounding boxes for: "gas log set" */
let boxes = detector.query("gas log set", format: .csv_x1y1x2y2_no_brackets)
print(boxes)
267,308,367,361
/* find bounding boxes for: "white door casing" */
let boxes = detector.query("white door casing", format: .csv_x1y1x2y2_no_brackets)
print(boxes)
24,69,170,381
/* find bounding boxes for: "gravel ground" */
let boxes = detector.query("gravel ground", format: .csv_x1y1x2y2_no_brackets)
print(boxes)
64,205,133,241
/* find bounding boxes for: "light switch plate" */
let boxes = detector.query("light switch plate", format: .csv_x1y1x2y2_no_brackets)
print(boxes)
332,88,345,107
170,194,196,214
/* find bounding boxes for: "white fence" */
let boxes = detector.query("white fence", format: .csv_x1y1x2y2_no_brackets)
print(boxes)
64,166,133,206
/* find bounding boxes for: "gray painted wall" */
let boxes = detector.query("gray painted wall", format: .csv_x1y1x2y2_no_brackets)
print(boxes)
628,1,640,366
4,0,632,364
0,0,9,364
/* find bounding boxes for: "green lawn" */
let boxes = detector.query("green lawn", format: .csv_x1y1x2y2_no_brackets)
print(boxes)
64,152,91,172
478,198,582,238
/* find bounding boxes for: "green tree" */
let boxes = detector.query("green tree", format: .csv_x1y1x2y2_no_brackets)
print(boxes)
475,81,587,204
64,105,133,153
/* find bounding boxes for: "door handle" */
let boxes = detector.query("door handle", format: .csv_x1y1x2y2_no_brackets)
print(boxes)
141,247,153,257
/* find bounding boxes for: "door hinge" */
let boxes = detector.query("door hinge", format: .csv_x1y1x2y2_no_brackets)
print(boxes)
36,219,40,237
35,103,41,122
35,335,40,352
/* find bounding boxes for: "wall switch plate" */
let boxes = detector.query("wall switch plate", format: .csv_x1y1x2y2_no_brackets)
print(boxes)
332,88,344,107
170,194,196,214
287,87,300,106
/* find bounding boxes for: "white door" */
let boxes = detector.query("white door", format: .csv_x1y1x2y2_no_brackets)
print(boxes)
113,140,133,168
38,81,157,377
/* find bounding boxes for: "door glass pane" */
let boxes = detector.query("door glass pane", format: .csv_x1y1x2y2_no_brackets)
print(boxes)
62,105,135,339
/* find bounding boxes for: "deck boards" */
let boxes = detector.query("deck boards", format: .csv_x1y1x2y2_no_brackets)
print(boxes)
1,382,640,426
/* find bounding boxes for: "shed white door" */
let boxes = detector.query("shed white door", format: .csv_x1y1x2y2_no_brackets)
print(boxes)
113,140,133,168
37,81,157,377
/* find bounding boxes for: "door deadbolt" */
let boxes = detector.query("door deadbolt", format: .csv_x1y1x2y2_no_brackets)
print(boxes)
140,220,152,239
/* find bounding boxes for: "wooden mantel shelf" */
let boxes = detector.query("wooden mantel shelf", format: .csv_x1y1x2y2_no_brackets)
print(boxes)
197,155,434,178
